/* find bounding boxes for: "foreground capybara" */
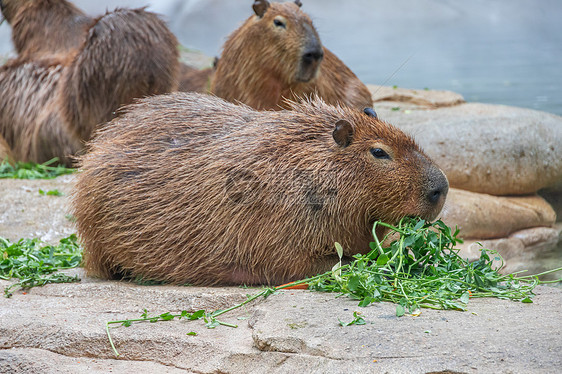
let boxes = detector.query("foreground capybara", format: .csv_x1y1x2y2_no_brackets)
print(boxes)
73,93,448,286
0,0,92,59
0,8,179,165
210,0,373,110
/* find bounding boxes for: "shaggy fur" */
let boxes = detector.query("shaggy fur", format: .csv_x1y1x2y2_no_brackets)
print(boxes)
73,93,448,286
1,0,92,59
210,0,373,110
0,8,179,165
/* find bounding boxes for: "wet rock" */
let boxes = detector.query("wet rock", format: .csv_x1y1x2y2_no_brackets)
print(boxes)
376,102,562,195
440,188,556,239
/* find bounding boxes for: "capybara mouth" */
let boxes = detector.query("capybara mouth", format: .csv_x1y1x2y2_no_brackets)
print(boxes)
296,49,324,82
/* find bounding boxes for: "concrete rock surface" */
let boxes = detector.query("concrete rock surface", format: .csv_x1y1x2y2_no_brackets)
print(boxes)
440,188,556,239
374,101,562,196
0,272,561,374
0,175,75,244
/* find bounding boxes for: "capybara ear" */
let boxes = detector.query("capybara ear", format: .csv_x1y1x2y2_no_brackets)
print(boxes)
295,0,303,7
363,107,377,119
333,119,354,148
252,0,270,17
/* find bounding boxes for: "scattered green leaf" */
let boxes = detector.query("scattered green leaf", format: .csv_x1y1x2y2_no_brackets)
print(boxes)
0,158,75,179
339,311,366,326
39,189,63,196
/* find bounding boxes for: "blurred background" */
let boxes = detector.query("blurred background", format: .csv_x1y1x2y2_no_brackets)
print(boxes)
1,0,560,115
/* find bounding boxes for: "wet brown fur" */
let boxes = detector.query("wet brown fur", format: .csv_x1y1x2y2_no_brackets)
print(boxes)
1,0,93,60
0,8,179,165
1,0,217,95
210,1,373,110
73,93,448,286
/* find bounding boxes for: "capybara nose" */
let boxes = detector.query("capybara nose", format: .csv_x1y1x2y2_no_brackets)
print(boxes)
302,48,324,64
426,168,449,206
427,184,448,205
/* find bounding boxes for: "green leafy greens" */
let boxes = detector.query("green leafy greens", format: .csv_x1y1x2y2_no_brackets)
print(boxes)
0,158,75,179
1,235,82,297
309,218,559,315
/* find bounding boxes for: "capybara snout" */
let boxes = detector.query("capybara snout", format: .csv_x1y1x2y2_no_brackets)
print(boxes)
424,164,449,215
297,22,323,82
73,93,448,286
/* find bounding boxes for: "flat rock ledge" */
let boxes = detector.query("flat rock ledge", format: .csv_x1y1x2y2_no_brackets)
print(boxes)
1,272,561,374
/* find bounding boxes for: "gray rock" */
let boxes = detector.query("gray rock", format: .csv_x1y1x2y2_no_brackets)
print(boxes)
375,102,562,195
0,275,560,373
0,175,76,244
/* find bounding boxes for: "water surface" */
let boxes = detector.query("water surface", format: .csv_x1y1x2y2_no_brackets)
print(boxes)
1,0,560,115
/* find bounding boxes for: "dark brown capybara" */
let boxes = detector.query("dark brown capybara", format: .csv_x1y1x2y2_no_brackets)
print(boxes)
210,0,373,110
73,92,449,286
0,0,92,59
0,8,179,165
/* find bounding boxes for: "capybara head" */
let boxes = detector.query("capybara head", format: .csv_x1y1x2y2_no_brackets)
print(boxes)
250,0,323,83
211,0,373,111
73,93,448,286
0,0,92,59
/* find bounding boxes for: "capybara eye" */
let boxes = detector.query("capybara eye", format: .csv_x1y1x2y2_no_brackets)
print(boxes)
370,148,390,160
273,18,286,28
363,107,377,118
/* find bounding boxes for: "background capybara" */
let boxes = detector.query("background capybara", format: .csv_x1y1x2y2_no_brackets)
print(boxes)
0,7,179,165
0,0,92,59
0,0,216,94
177,59,216,93
73,93,448,286
210,0,373,110
0,134,13,162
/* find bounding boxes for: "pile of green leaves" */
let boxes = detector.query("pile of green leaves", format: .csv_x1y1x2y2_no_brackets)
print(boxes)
0,235,82,297
0,158,75,179
308,218,557,316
